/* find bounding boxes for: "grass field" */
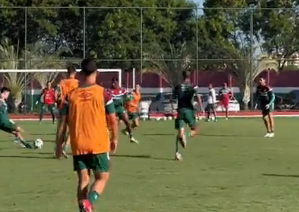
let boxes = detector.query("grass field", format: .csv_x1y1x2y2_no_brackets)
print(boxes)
1,118,299,212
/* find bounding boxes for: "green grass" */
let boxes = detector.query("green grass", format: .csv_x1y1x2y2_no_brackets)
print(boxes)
1,118,299,212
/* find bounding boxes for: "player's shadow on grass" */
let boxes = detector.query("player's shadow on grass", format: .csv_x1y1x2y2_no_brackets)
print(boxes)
112,154,173,161
262,173,299,178
142,133,173,136
200,133,261,138
0,155,53,159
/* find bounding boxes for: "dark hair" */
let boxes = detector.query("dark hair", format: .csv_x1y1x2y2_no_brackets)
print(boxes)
1,87,11,93
112,77,118,82
182,70,191,80
67,65,76,74
81,58,97,76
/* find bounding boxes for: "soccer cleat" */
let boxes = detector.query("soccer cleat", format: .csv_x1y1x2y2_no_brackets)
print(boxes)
62,150,68,159
130,137,139,144
175,152,183,161
14,139,26,148
268,132,275,137
179,135,187,148
81,199,92,212
121,129,129,135
264,133,270,137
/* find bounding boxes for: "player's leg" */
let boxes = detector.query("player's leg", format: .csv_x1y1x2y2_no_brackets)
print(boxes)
73,155,91,212
39,103,45,123
206,104,211,121
62,127,70,158
48,104,55,124
224,102,229,119
186,109,197,137
85,153,110,212
131,112,139,129
267,104,275,137
120,110,138,143
262,108,271,137
174,114,185,161
211,103,217,121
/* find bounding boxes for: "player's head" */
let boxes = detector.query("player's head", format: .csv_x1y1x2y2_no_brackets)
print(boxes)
47,81,52,89
182,70,191,82
0,87,10,100
209,83,213,89
258,77,266,86
135,84,140,92
67,65,76,77
111,77,119,88
81,58,97,76
223,83,227,88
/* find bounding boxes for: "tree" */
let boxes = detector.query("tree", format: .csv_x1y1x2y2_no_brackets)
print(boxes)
143,41,196,87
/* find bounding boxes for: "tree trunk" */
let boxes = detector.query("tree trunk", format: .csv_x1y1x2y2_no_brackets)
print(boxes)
240,83,251,110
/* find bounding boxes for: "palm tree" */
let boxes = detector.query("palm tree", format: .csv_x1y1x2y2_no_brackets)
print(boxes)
143,41,196,88
223,45,278,109
0,38,26,109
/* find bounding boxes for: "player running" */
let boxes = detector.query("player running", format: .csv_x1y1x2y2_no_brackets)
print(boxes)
37,81,56,124
206,84,217,122
0,87,32,149
172,71,201,161
124,84,141,132
218,83,232,120
109,78,138,144
255,77,275,137
55,65,78,158
56,58,118,212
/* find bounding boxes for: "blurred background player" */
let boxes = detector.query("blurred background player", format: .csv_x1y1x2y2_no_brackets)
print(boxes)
255,77,275,137
218,83,232,120
109,78,138,144
56,58,118,212
125,84,141,132
36,81,56,124
0,87,32,149
172,71,201,161
55,65,78,158
206,84,217,122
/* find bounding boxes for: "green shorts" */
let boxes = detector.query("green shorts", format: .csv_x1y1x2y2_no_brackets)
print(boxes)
175,108,196,130
41,103,55,112
128,112,138,120
73,153,110,172
0,118,16,133
115,106,125,119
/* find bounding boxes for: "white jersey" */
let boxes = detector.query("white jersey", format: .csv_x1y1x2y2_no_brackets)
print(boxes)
208,88,216,104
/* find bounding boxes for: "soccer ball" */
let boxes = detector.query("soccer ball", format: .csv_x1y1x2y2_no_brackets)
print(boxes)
33,138,43,149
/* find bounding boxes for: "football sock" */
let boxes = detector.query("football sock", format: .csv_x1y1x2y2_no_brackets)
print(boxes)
175,137,179,152
87,190,100,205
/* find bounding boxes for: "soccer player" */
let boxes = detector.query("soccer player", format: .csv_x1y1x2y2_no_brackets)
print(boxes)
255,77,275,137
218,83,232,120
56,65,78,158
56,58,118,212
0,87,32,149
37,81,56,124
109,78,138,144
172,71,201,161
206,84,217,122
125,84,141,131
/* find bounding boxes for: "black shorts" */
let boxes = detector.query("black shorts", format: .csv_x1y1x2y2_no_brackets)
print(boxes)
261,104,273,116
206,103,215,112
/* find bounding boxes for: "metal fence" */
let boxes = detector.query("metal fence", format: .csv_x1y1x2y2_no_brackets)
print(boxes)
0,7,299,112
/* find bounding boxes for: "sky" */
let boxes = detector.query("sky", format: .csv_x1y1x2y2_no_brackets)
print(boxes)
193,0,204,7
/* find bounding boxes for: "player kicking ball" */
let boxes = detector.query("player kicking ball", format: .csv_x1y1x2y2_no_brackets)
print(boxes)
56,58,118,212
109,78,138,144
0,87,32,149
172,71,201,161
255,77,275,137
125,84,141,131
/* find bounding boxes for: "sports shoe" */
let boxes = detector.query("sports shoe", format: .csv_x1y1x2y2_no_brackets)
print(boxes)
268,132,275,137
122,129,129,135
130,137,139,144
264,133,270,137
175,152,183,161
81,199,92,212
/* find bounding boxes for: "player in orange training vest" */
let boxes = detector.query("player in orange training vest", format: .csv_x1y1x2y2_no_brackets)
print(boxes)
125,84,141,131
55,65,78,158
56,58,118,212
